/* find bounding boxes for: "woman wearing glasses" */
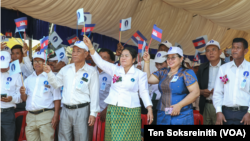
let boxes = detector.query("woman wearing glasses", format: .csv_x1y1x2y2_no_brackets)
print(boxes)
143,46,200,125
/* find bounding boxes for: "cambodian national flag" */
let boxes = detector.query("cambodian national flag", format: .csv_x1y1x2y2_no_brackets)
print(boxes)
40,36,49,52
131,30,147,46
138,41,143,53
81,24,95,35
193,52,200,62
67,35,77,45
151,24,162,42
5,32,12,38
14,17,28,30
192,37,206,49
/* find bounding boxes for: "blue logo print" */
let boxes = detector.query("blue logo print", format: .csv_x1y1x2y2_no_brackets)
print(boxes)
53,36,58,42
44,81,49,85
83,73,88,78
1,56,5,61
76,41,81,44
7,77,12,82
210,40,214,43
131,78,135,82
169,47,172,51
6,82,9,85
103,77,107,82
125,20,128,27
84,16,87,22
37,52,41,55
11,64,15,71
243,79,246,82
60,52,64,59
5,47,9,50
80,81,83,84
77,12,80,19
157,53,161,57
244,71,249,77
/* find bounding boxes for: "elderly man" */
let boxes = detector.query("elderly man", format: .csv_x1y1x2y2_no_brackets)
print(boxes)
43,41,100,141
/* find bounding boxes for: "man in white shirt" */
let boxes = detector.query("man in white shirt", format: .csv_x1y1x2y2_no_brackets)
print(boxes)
1,51,22,141
19,51,61,140
97,48,115,122
197,40,225,125
43,41,100,141
213,38,250,125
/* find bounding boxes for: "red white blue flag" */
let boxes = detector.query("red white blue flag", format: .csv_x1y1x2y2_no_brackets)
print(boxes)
14,17,28,30
138,41,143,53
67,35,77,45
81,24,96,35
131,30,147,46
40,36,49,52
192,37,206,49
151,24,162,42
5,32,12,38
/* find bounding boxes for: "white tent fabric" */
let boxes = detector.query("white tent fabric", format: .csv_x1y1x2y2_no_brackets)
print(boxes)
2,0,250,55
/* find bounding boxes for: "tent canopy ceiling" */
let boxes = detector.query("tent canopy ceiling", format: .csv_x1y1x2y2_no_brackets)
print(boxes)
2,0,250,55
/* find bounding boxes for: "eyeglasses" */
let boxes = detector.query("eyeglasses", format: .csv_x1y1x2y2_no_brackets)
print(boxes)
33,60,44,64
206,48,217,53
167,56,178,61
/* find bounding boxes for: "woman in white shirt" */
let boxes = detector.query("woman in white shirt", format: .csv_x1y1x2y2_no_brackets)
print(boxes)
83,35,153,141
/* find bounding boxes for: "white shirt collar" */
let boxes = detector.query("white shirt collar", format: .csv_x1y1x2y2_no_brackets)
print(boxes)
209,59,221,67
69,62,89,71
231,59,247,69
32,71,47,77
119,65,135,74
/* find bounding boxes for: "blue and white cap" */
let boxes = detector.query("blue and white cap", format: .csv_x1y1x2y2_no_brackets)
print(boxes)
167,46,183,57
33,51,46,60
0,51,11,68
154,51,168,63
72,41,89,51
205,39,220,49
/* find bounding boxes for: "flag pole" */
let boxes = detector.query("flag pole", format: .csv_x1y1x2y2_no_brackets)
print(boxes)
76,15,78,37
147,38,152,52
123,38,131,47
21,73,24,86
88,32,91,38
119,31,121,43
18,31,24,45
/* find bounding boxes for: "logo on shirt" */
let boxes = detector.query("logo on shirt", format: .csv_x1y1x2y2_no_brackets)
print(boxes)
44,81,49,85
243,71,249,77
1,56,5,61
7,77,12,82
131,78,135,82
80,81,83,84
103,77,107,82
83,73,88,78
6,82,9,85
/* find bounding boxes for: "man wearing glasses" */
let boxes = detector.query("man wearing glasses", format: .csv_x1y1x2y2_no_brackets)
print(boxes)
196,40,225,125
19,51,61,140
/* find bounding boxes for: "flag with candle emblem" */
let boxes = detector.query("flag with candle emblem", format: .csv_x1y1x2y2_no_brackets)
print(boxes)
141,40,148,57
81,24,96,35
49,31,63,48
120,17,131,31
9,60,21,76
151,24,162,42
192,37,206,49
138,41,143,53
14,17,28,30
5,32,12,38
40,36,49,52
193,50,200,62
67,35,77,45
131,30,147,46
55,47,65,63
77,8,84,25
84,12,92,24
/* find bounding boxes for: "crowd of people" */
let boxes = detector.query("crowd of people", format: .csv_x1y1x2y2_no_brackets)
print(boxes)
1,35,250,141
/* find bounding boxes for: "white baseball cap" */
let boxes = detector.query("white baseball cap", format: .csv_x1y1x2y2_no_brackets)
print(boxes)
158,40,172,49
72,41,89,51
167,46,183,57
0,51,11,68
48,56,58,61
33,51,46,60
205,39,220,49
154,51,168,63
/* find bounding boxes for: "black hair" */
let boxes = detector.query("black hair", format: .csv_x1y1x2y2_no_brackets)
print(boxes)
11,45,23,54
232,38,248,49
177,54,188,70
121,47,137,64
98,48,115,61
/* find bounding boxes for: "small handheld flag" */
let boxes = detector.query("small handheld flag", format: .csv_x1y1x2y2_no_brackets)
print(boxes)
81,24,96,35
55,47,66,63
49,31,63,48
141,41,147,57
40,36,49,52
131,30,147,46
67,35,77,45
14,17,28,30
120,17,132,31
84,12,92,24
9,60,21,76
1,35,9,42
77,8,84,25
151,24,162,42
138,41,143,53
5,32,12,38
193,50,200,62
93,42,99,50
192,37,206,49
